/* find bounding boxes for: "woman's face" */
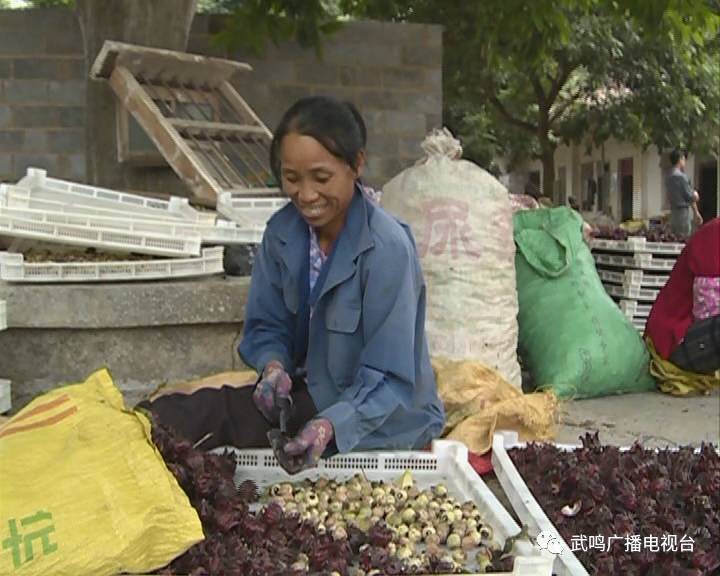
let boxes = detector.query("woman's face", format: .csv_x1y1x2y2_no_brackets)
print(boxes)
279,133,364,232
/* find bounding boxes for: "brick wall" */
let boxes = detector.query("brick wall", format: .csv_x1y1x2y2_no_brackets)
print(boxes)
0,8,442,189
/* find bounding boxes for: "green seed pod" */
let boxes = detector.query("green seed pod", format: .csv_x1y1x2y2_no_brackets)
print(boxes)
362,495,374,507
466,518,478,532
329,501,343,514
414,494,430,509
447,532,462,549
401,507,416,523
372,487,386,500
357,507,373,520
355,517,371,532
434,484,448,498
395,489,408,504
305,492,319,507
476,549,493,572
386,541,397,556
386,512,402,527
396,546,413,561
396,523,409,537
408,527,422,544
383,494,397,507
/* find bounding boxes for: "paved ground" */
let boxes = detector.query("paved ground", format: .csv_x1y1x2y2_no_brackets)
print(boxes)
554,389,720,448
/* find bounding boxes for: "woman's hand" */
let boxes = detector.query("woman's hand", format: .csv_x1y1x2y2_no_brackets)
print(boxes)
252,360,292,424
283,418,334,470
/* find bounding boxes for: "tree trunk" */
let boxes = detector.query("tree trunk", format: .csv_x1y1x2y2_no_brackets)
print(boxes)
540,142,556,201
537,108,556,200
76,0,198,194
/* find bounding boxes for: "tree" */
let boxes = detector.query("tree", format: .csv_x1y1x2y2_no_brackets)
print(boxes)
75,0,198,192
213,0,719,196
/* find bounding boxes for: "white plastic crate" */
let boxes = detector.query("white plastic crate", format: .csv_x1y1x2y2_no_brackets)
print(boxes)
492,431,590,576
603,282,660,302
0,247,224,283
0,300,6,331
202,219,265,245
216,439,555,574
597,268,669,290
16,169,216,224
596,269,625,285
619,299,652,318
0,379,10,414
590,237,684,255
1,184,217,225
593,252,676,272
0,204,259,246
623,269,670,288
0,210,200,257
631,316,647,332
217,192,289,227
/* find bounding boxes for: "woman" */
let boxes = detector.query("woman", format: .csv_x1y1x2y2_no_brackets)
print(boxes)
146,96,445,471
645,218,719,392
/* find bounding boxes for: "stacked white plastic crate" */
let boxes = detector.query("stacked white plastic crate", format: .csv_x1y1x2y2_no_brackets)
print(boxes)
0,299,8,413
0,168,275,283
590,237,683,331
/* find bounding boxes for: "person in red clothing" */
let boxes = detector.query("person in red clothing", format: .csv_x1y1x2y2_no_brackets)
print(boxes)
645,218,720,376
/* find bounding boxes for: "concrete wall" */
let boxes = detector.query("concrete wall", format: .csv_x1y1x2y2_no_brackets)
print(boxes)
0,8,442,189
0,277,251,410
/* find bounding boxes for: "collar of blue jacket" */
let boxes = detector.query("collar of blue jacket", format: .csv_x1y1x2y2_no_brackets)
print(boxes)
239,182,446,454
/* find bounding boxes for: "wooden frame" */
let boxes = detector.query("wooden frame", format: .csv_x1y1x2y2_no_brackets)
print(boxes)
92,41,279,206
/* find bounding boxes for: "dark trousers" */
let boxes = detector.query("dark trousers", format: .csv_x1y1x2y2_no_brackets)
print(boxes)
137,378,318,451
670,315,720,375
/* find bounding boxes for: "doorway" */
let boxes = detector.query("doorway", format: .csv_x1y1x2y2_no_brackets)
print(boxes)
618,157,634,221
698,161,718,219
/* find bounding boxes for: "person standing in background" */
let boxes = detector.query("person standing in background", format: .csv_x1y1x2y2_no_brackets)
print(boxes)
667,150,703,239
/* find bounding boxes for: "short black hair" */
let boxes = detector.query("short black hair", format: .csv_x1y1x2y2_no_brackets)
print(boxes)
669,149,684,166
270,96,367,184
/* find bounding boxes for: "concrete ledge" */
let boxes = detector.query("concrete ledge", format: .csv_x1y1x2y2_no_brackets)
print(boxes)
1,323,250,412
0,276,251,328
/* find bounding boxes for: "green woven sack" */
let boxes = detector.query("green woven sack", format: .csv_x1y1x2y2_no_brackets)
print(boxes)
514,207,656,399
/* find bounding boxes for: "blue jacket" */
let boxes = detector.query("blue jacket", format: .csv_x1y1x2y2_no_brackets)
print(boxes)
239,187,445,453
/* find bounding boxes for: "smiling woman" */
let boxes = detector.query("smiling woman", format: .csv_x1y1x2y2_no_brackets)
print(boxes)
143,96,445,474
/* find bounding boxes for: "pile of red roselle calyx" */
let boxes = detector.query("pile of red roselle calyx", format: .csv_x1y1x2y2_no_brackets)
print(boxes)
150,419,516,575
509,433,720,576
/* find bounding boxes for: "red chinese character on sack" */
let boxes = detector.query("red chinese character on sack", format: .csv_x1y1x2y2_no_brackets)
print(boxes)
417,198,482,259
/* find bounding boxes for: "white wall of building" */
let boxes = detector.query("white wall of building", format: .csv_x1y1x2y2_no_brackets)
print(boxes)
504,139,715,221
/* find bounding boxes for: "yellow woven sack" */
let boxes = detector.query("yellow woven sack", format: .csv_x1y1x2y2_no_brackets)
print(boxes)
646,338,720,396
0,369,203,576
432,357,559,454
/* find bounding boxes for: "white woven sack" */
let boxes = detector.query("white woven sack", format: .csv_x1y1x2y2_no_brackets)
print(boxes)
381,128,521,387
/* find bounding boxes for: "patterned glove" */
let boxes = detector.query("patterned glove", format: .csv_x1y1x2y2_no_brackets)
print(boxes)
252,360,292,425
283,418,334,471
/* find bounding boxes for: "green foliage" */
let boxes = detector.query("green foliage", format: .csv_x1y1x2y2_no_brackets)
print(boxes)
23,0,75,6
212,0,720,170
210,0,344,57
